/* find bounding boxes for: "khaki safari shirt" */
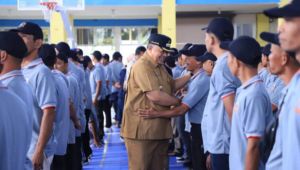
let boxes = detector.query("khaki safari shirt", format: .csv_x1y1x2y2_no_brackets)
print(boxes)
120,52,175,140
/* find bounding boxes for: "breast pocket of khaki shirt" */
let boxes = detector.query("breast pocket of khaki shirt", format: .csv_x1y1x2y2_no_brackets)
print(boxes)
155,68,172,95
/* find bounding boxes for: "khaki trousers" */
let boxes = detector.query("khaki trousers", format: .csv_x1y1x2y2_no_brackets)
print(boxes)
124,138,169,170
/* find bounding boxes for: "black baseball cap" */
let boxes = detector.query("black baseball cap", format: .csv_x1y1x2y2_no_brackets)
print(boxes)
260,32,296,58
180,44,207,57
75,48,83,55
164,56,176,68
103,54,110,60
262,44,272,56
83,56,91,68
264,0,300,18
10,22,43,40
56,42,70,56
92,51,102,61
113,52,122,60
202,18,234,42
170,48,179,57
39,44,56,66
50,44,56,48
148,33,174,52
56,53,68,63
69,50,78,61
196,52,217,62
0,31,28,59
220,36,261,65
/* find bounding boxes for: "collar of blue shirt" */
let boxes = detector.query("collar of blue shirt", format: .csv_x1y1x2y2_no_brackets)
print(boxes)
23,58,43,69
215,52,228,65
0,70,23,81
191,67,205,80
240,75,263,89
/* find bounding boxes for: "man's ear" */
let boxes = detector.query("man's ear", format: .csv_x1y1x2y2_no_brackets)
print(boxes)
35,39,43,49
0,51,8,63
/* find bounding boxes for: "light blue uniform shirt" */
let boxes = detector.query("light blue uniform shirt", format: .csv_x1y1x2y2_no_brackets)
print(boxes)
0,70,34,169
103,64,112,95
22,58,57,158
0,81,31,170
230,75,273,170
110,60,124,93
266,86,289,170
259,67,269,84
202,97,209,153
66,71,80,143
206,52,241,154
68,59,79,78
95,63,108,97
52,69,70,155
172,67,181,79
182,68,210,124
90,66,106,100
84,68,93,110
280,70,300,170
77,66,86,133
265,74,285,108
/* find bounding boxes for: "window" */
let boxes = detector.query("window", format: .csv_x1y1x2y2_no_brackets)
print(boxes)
95,28,114,45
236,24,254,38
76,28,94,45
121,28,139,44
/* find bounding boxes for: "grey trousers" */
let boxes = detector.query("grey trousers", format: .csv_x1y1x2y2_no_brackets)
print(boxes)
177,115,191,159
170,117,183,154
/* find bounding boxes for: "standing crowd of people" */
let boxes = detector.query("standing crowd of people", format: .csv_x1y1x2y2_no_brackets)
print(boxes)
0,1,300,170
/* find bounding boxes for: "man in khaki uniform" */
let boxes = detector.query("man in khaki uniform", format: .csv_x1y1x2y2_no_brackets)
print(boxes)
120,34,192,170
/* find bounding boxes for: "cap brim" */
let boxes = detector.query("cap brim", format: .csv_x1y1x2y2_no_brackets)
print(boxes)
162,47,174,52
219,41,231,50
263,4,300,18
201,27,208,31
180,50,192,56
260,32,280,46
10,28,32,35
195,55,207,62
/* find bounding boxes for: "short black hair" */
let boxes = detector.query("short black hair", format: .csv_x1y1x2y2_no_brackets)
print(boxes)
103,54,110,61
113,52,123,60
135,46,146,56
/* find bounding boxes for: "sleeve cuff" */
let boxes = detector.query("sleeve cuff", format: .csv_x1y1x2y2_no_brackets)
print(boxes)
271,103,278,109
181,102,191,109
221,92,235,99
42,106,56,110
246,133,263,139
247,136,261,139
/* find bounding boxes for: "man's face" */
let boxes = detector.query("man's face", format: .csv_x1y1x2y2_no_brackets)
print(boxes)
278,17,300,54
227,52,238,77
101,58,109,66
181,54,187,66
137,52,144,60
88,61,93,69
54,58,67,74
203,60,214,76
18,32,36,57
186,56,198,72
269,44,285,75
149,45,168,64
118,57,122,62
261,54,269,67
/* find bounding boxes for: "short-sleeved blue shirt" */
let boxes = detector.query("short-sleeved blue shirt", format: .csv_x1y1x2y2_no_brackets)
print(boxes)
0,81,32,170
172,67,181,79
280,70,300,170
103,64,112,95
22,58,57,158
110,60,124,93
265,74,285,109
84,68,93,110
95,63,108,97
202,98,209,153
259,67,269,84
90,66,106,100
76,66,86,133
66,71,81,142
230,75,273,170
206,52,241,154
52,69,70,155
182,68,210,124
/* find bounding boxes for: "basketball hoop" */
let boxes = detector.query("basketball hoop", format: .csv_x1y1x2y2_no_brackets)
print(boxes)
39,2,57,22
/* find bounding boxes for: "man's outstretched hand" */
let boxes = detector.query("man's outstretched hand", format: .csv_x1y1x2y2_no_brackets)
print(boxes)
138,106,158,119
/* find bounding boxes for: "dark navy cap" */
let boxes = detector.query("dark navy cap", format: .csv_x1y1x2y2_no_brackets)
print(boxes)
220,36,261,65
50,44,56,48
202,18,234,42
56,42,70,56
164,56,176,68
92,51,102,60
260,32,296,58
103,54,110,60
113,52,123,60
196,52,217,62
10,22,43,40
180,44,207,57
83,56,92,68
56,53,68,63
75,48,83,55
264,0,300,18
170,48,179,57
0,31,27,59
148,33,173,52
262,44,272,56
69,50,78,61
39,44,56,66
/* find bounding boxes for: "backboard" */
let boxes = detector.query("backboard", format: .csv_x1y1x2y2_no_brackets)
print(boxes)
18,0,85,10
